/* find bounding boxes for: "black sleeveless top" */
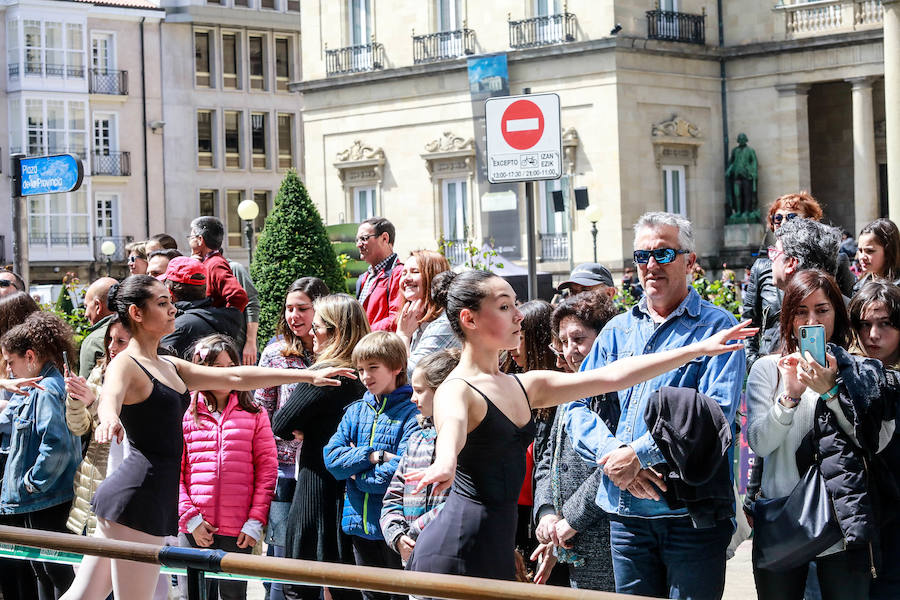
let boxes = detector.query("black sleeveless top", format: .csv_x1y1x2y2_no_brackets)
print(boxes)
408,374,535,581
453,376,536,506
92,357,191,536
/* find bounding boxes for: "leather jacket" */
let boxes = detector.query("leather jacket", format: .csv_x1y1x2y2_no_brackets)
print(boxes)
742,258,782,370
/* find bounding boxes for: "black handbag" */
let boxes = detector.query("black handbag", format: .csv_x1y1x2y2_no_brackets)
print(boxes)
752,418,844,572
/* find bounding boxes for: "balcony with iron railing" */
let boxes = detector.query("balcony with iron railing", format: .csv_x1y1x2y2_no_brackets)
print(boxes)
94,235,133,262
43,63,85,78
442,239,469,267
413,28,475,64
646,9,706,44
539,232,568,262
8,63,18,78
775,0,883,37
325,42,385,76
29,232,91,248
89,68,128,95
91,151,131,176
509,12,576,49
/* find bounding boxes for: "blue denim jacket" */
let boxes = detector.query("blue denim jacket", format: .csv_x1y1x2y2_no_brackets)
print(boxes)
565,288,744,518
0,363,80,514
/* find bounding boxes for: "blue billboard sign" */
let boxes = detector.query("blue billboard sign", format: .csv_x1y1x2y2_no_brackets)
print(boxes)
15,153,84,197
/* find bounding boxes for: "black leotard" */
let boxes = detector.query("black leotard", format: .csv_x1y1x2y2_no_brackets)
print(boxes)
92,357,190,536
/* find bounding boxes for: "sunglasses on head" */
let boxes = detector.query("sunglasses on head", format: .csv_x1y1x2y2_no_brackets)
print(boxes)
772,213,799,225
633,248,690,265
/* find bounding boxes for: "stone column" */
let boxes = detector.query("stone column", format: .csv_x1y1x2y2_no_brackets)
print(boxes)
848,76,879,231
775,83,812,193
886,0,900,220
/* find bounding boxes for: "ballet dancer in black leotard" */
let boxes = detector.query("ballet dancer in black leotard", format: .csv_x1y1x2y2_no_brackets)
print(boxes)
408,270,755,582
62,275,354,600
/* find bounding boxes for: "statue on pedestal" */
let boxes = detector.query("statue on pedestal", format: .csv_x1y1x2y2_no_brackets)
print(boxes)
725,133,759,223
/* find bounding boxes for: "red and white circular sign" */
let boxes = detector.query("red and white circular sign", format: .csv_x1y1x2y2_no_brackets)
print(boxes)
501,100,545,150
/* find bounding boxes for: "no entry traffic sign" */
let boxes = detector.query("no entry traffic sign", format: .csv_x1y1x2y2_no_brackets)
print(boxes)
502,100,545,150
486,93,561,183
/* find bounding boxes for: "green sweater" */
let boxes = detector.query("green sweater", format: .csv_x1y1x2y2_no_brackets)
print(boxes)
78,314,113,378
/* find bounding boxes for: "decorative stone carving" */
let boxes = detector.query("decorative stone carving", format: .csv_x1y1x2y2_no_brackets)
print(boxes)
421,131,476,181
334,140,386,185
424,132,474,153
651,115,701,138
650,115,703,167
562,127,579,174
336,140,385,163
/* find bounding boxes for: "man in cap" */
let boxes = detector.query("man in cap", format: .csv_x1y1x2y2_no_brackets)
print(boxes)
558,263,617,300
160,257,243,358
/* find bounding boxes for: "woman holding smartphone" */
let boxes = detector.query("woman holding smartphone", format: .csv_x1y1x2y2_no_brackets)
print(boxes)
746,269,889,599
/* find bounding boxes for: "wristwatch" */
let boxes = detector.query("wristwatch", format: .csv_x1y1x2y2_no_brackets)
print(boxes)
376,450,386,465
779,392,800,408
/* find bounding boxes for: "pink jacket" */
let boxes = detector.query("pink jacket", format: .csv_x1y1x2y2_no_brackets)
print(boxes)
179,392,278,537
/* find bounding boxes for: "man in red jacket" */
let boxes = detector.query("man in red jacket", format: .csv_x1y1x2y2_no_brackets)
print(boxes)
188,216,249,313
355,217,403,331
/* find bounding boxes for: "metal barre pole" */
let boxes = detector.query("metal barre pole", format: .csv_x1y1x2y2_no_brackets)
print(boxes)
0,525,655,600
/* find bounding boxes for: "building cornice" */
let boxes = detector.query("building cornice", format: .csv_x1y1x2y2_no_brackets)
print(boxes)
163,4,300,31
291,28,884,93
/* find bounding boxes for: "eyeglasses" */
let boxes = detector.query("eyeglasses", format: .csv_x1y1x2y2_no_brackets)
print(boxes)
772,213,799,226
633,248,690,265
128,255,140,263
0,280,12,288
767,246,786,261
356,233,378,244
547,344,564,359
312,322,332,333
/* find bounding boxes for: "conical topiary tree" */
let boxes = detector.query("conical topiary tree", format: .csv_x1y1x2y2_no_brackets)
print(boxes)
250,170,346,344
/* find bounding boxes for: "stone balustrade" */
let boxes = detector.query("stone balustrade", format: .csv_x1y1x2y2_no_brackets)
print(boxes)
776,0,883,36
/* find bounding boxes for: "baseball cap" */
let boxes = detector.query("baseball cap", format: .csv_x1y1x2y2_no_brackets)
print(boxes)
163,257,207,286
558,263,614,291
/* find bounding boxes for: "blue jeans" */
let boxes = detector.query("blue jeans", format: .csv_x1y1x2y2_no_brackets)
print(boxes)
609,516,732,599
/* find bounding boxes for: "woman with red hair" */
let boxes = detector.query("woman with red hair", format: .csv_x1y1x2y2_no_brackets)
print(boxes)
743,191,856,369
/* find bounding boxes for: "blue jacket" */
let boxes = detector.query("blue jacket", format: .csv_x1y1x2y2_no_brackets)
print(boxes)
324,385,419,540
565,288,744,519
0,363,81,514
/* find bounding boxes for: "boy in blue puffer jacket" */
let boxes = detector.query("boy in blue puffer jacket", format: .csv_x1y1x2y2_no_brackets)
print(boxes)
324,331,419,600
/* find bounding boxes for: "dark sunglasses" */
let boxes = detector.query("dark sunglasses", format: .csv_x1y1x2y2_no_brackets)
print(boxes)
772,213,798,225
0,280,12,288
633,248,690,265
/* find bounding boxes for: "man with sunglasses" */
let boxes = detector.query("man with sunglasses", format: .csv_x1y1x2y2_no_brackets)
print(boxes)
0,269,25,298
565,212,745,600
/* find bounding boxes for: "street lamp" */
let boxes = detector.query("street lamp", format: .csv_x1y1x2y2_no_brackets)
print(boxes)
237,199,260,264
100,240,117,277
585,204,603,263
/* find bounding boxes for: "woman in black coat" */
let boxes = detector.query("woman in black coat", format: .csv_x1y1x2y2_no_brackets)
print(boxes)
271,294,369,600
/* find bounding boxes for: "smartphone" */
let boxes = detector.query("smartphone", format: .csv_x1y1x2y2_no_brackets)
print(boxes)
799,324,826,367
62,350,70,376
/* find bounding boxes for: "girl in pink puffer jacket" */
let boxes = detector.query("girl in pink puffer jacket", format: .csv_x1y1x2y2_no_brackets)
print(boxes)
178,335,278,599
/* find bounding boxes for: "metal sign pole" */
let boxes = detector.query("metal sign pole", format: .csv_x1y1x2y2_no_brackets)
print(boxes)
525,181,538,300
9,153,28,287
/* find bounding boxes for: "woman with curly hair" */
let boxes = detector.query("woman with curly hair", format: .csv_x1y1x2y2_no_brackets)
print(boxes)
531,289,620,591
0,311,81,599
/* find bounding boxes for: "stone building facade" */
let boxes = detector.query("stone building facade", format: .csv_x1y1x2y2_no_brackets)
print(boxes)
293,0,891,280
159,0,302,264
0,0,165,283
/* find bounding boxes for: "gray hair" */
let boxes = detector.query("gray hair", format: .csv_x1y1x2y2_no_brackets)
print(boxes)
775,218,840,275
633,212,695,253
190,216,225,251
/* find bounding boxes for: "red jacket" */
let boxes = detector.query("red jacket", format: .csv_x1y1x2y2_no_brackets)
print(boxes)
356,258,404,331
201,251,249,312
179,392,278,537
